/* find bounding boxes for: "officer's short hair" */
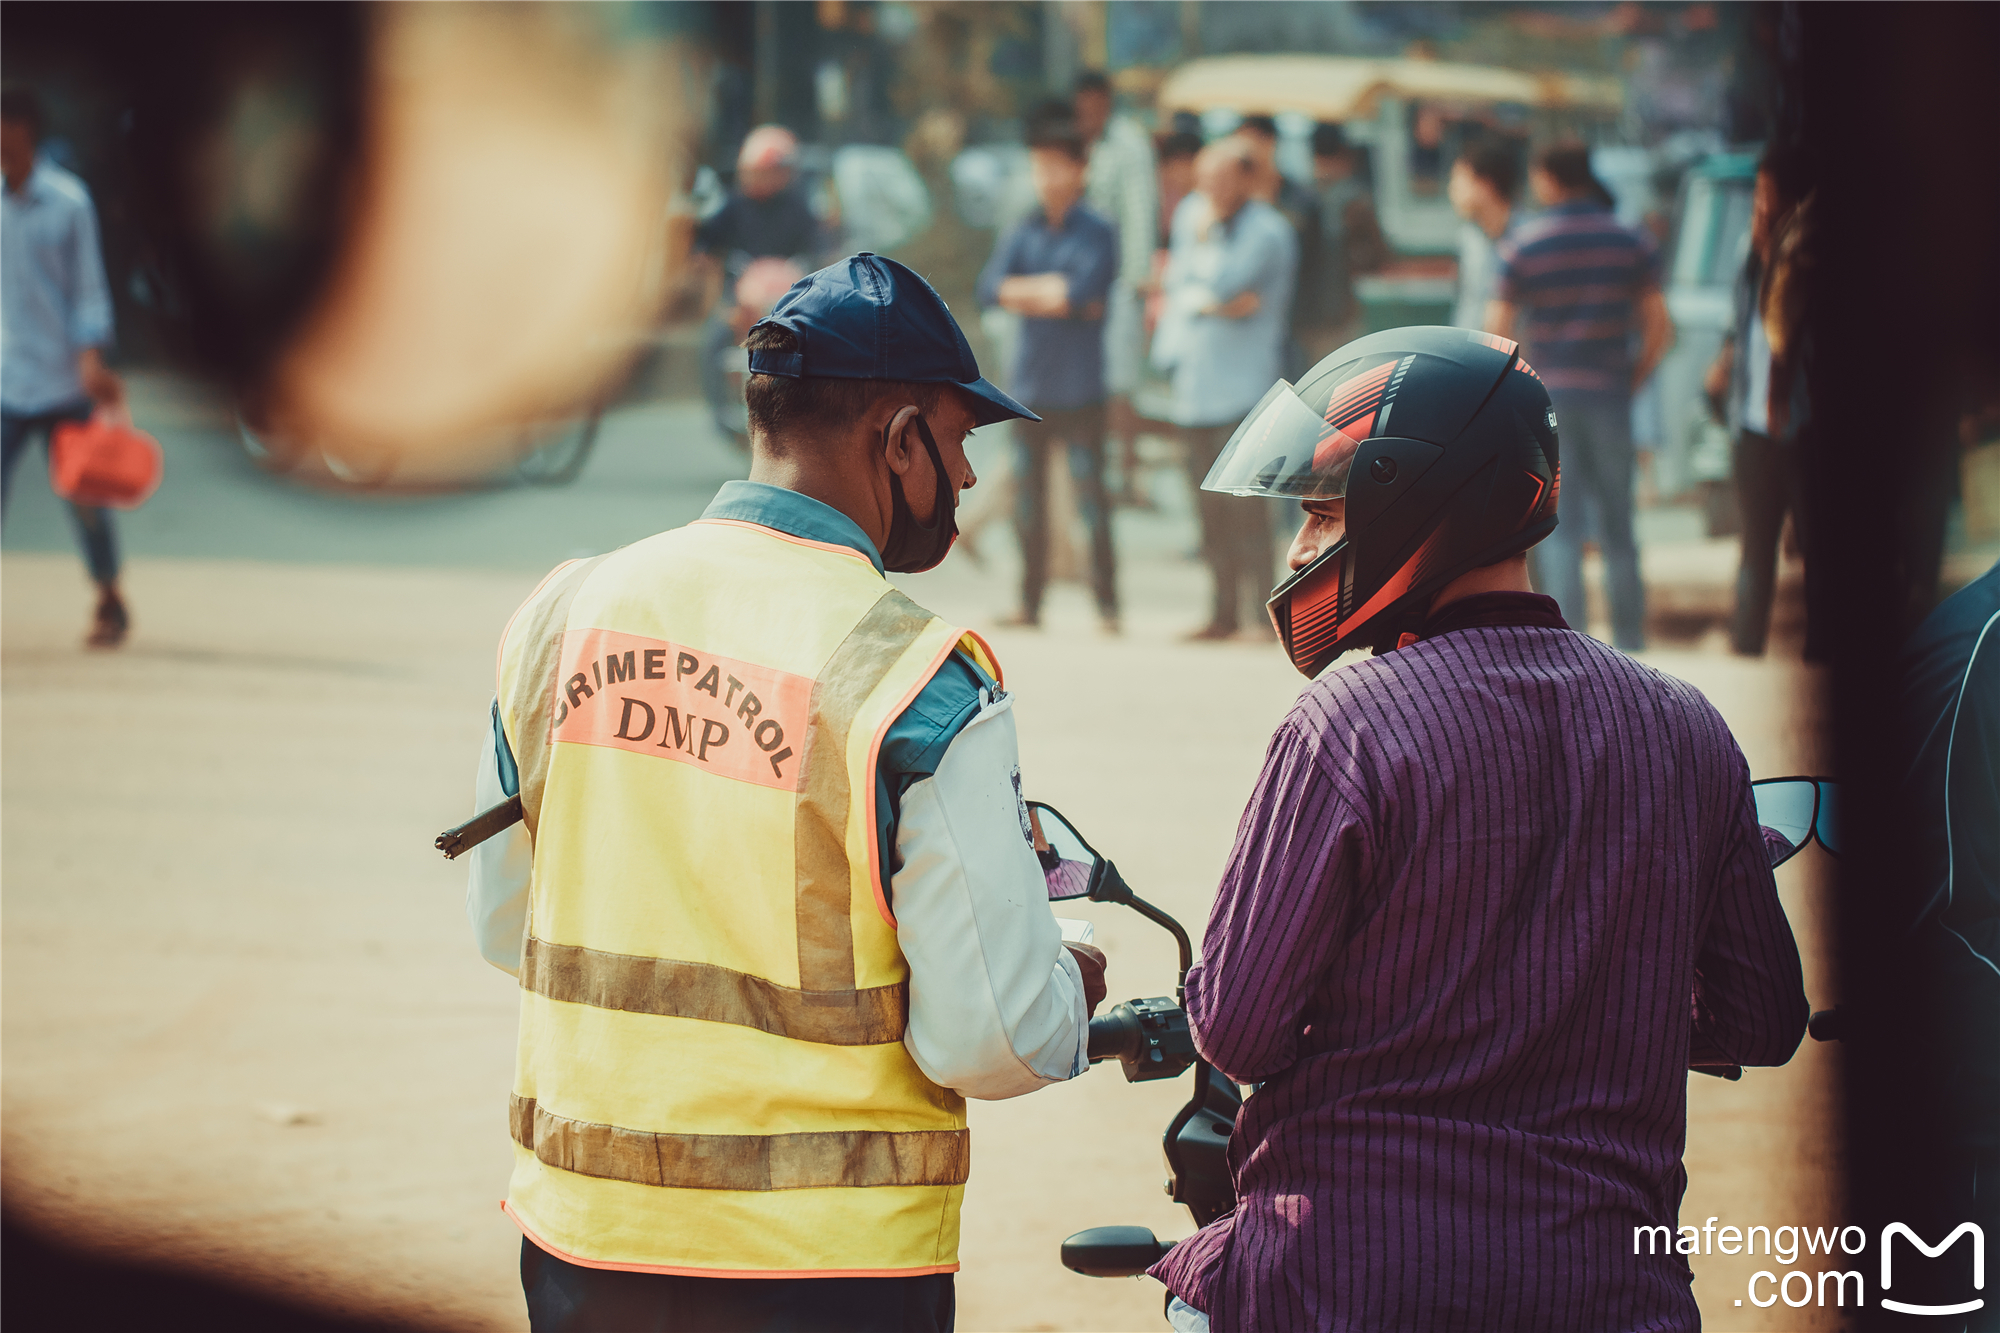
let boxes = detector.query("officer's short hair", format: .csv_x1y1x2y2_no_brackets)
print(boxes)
743,324,958,442
1,88,44,141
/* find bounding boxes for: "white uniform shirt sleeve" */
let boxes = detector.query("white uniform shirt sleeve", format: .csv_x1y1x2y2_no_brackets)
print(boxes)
466,701,533,976
894,688,1091,1099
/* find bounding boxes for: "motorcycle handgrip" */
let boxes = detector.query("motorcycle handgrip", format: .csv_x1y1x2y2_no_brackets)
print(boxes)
1087,1008,1141,1063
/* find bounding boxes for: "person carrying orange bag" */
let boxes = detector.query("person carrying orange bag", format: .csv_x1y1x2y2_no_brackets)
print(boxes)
2,88,134,648
50,407,163,511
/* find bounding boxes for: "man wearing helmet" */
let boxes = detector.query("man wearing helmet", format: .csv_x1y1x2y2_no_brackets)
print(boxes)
1150,327,1809,1331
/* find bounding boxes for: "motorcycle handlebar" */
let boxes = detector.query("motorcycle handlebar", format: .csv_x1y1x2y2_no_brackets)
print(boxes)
1088,997,1198,1082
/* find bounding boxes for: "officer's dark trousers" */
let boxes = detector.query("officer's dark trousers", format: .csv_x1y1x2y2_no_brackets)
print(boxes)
522,1239,956,1333
1013,402,1117,621
1182,423,1276,632
1729,428,1805,656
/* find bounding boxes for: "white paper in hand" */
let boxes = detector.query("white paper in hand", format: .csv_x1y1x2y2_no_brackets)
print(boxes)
1055,917,1095,946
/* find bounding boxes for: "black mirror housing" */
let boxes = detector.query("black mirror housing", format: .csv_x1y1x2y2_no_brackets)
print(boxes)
1060,1226,1173,1277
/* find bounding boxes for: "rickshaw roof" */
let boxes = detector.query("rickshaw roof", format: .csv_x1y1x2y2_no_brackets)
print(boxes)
1156,55,1624,120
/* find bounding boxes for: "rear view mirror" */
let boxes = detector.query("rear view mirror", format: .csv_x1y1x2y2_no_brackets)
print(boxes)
1027,802,1103,901
1753,778,1816,867
1059,1225,1173,1278
1751,777,1839,868
1813,782,1838,857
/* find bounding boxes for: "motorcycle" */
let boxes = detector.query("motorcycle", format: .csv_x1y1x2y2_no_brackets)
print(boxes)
1037,776,1844,1288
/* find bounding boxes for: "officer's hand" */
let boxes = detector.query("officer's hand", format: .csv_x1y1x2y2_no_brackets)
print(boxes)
1063,942,1107,1015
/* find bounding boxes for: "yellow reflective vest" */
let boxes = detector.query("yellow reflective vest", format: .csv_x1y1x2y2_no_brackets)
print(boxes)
494,516,1002,1277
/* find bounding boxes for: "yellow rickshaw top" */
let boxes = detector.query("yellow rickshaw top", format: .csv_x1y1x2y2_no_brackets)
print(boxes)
1156,55,1624,120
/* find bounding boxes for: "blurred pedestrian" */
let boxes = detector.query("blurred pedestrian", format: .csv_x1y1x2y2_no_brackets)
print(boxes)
1155,141,1297,641
1299,122,1389,363
1705,147,1810,656
1072,72,1158,510
1448,137,1520,332
1,88,129,649
703,256,806,450
1146,130,1203,356
693,126,830,448
1155,130,1203,248
1234,116,1320,381
692,125,828,311
976,114,1120,632
1488,142,1673,652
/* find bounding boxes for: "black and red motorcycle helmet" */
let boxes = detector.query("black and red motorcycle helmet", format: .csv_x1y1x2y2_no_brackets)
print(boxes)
1202,326,1561,676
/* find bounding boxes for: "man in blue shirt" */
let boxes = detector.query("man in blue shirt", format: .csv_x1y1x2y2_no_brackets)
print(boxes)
1,89,129,648
1154,139,1298,640
976,112,1121,632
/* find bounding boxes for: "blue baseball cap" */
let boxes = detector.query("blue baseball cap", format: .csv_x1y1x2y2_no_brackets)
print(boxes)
747,253,1040,427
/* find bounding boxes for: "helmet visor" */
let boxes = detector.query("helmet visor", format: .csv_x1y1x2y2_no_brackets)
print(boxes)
1200,379,1365,500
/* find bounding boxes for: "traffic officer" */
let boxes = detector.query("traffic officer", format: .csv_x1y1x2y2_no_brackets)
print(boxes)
465,254,1108,1332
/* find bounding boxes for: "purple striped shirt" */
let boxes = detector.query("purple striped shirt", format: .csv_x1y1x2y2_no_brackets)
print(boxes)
1151,616,1807,1331
1496,201,1660,395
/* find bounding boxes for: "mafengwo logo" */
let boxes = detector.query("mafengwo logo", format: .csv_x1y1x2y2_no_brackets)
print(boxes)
1636,1220,1984,1314
1882,1223,1985,1317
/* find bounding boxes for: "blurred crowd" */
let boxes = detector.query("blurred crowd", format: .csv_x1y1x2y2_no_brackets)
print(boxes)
9,10,1990,659
681,67,1727,650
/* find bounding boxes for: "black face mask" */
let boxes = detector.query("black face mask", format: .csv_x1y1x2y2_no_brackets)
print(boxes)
879,413,958,574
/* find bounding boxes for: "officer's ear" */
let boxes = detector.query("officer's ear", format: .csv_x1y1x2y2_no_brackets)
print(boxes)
881,404,925,480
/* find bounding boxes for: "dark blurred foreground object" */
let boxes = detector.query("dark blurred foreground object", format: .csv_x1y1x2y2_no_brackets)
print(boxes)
4,2,692,461
1801,4,2000,1328
0,1213,430,1333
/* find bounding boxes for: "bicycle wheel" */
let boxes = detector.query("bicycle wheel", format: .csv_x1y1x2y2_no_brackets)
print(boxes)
235,410,398,489
234,411,306,474
514,411,602,486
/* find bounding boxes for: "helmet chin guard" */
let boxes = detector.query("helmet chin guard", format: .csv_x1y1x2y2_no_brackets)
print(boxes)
1267,543,1349,678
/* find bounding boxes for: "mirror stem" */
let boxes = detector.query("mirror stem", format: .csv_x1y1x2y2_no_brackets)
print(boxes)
1120,885,1194,998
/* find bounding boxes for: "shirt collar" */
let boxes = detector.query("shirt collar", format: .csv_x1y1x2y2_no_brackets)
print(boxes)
701,479,885,575
1387,591,1569,652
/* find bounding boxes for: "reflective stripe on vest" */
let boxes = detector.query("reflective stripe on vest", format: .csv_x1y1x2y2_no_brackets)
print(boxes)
496,519,994,1276
518,937,905,1045
509,1095,970,1189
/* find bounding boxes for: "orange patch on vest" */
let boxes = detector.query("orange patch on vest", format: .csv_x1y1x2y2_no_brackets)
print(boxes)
550,629,812,790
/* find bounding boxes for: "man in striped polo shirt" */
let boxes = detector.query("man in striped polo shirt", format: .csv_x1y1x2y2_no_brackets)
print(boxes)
1488,142,1674,652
